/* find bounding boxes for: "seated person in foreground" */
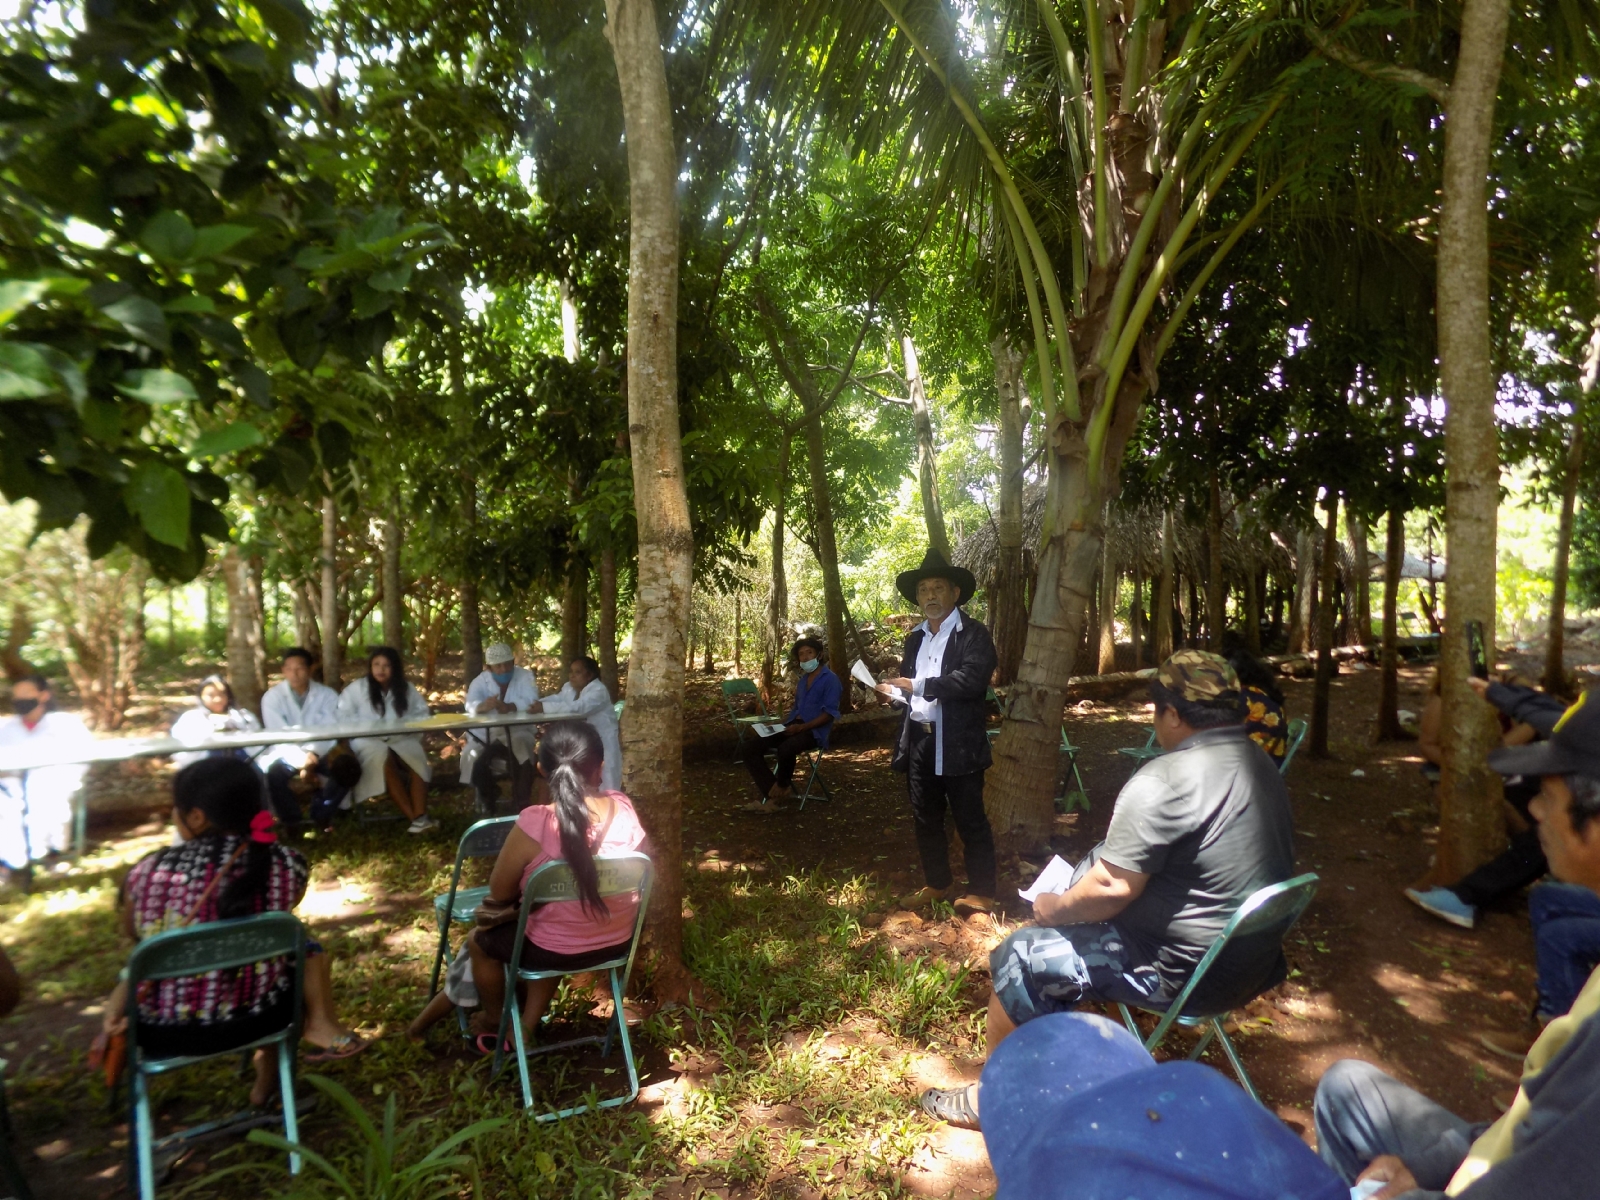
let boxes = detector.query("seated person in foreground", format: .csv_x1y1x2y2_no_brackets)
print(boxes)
531,656,624,793
259,647,353,829
460,641,541,810
739,637,840,813
101,759,367,1105
457,721,650,1054
920,650,1296,1128
337,646,436,834
170,673,262,768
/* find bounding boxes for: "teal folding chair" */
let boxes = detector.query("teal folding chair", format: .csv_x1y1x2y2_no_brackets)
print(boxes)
0,1058,32,1200
1279,718,1309,775
1117,726,1163,763
428,816,518,998
491,852,653,1121
124,913,306,1199
1057,726,1090,813
721,679,771,755
793,747,834,810
613,699,625,720
1117,873,1319,1104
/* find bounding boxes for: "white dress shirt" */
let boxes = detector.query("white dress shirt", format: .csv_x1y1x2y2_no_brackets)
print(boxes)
459,666,541,782
910,607,963,775
258,679,341,771
539,677,623,793
0,710,91,867
170,704,263,768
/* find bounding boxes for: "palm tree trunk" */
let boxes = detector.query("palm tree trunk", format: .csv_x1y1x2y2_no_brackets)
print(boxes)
991,336,1029,685
320,489,343,688
1311,492,1340,758
1155,508,1175,661
606,0,695,1001
382,514,404,654
904,333,951,560
598,544,620,697
1206,472,1225,649
1379,508,1406,739
1435,0,1512,882
1544,424,1583,694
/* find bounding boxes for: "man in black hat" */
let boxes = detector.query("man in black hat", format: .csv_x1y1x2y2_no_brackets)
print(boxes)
877,548,998,916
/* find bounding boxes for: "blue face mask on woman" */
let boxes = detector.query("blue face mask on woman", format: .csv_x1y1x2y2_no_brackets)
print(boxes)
798,658,819,674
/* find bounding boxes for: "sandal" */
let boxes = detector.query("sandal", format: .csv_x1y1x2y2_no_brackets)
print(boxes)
473,1032,515,1057
304,1033,371,1064
919,1083,981,1130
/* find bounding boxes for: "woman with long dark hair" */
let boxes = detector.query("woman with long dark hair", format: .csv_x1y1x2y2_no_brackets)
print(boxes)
170,673,263,768
99,759,366,1106
336,646,435,832
449,721,649,1052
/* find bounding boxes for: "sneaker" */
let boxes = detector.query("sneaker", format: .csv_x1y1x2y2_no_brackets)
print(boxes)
898,885,951,908
953,895,995,917
1477,1030,1535,1061
407,814,439,835
1404,887,1477,929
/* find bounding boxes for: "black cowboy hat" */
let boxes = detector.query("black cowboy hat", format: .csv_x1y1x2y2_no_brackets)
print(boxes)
896,547,976,608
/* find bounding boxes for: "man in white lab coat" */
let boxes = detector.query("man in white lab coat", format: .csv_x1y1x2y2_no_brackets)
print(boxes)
259,647,352,828
461,642,540,810
0,674,91,887
531,656,622,793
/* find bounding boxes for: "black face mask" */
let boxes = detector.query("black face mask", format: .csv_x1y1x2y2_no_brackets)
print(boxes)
12,698,40,716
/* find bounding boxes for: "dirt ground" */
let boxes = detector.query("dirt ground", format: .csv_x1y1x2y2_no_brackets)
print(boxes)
1,654,1551,1197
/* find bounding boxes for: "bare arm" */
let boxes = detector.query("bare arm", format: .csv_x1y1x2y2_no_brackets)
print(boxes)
1417,696,1444,766
486,825,541,905
1033,858,1148,926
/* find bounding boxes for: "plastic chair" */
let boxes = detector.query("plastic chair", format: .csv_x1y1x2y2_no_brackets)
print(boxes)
124,913,307,1199
491,852,653,1121
0,1058,32,1200
1117,873,1319,1104
720,679,771,754
1117,726,1163,763
1279,718,1308,775
428,816,518,997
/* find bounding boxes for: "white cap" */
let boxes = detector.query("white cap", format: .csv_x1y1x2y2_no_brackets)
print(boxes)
485,643,515,666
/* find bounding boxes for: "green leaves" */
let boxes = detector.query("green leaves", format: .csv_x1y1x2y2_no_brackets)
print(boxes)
0,343,57,399
114,369,197,406
123,461,191,547
141,212,257,263
101,294,169,350
0,280,51,327
190,422,264,458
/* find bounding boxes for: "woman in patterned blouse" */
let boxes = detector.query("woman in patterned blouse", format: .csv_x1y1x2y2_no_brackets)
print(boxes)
1227,645,1288,766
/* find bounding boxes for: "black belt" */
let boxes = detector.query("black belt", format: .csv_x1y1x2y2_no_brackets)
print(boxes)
911,720,935,734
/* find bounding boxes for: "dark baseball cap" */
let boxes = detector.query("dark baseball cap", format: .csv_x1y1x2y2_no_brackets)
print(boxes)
1488,688,1600,779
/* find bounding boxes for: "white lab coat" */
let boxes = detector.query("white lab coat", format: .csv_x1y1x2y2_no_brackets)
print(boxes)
539,678,622,792
337,680,432,802
458,666,540,784
258,680,341,771
170,704,263,768
0,711,92,867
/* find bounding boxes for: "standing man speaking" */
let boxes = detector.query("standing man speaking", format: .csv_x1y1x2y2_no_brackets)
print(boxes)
879,548,998,917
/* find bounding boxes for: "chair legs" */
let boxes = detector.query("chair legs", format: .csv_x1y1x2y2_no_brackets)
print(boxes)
491,967,643,1122
132,1069,156,1200
794,753,832,811
276,1042,301,1176
428,916,451,998
1117,1005,1261,1106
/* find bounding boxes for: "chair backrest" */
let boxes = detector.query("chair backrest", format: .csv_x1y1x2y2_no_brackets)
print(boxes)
1163,873,1319,1021
1280,718,1309,775
721,678,759,698
457,815,517,861
509,852,654,981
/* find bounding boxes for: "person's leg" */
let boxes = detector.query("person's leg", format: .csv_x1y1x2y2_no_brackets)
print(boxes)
300,951,360,1048
771,729,817,792
1450,827,1547,908
468,928,507,1024
265,762,304,825
1313,1060,1477,1189
470,743,505,808
907,732,954,891
985,991,1016,1054
515,976,561,1036
945,770,997,898
408,764,428,816
511,756,536,809
383,752,420,819
1530,883,1600,1019
740,731,782,798
407,989,457,1040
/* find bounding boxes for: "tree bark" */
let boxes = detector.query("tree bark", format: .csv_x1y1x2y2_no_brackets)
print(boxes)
1155,508,1175,661
1097,528,1117,672
764,434,791,694
798,410,853,710
459,476,483,683
606,0,696,1001
562,554,590,666
292,582,321,668
381,514,404,654
1435,0,1512,882
222,543,267,713
904,332,951,560
1311,492,1340,758
991,337,1029,685
1348,510,1373,645
1379,508,1406,740
1291,527,1317,653
598,543,620,697
1130,556,1144,668
1206,472,1225,649
1243,563,1262,655
1544,424,1584,694
319,489,343,689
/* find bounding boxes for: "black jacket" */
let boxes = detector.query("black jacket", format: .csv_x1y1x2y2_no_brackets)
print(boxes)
1484,681,1567,738
890,611,997,777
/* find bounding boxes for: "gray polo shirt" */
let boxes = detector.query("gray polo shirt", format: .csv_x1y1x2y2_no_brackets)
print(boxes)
1099,724,1296,1008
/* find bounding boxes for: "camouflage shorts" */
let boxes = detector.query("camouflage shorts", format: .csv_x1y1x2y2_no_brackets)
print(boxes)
990,923,1162,1026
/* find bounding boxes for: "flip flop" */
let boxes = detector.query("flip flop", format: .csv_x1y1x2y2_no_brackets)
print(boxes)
304,1033,371,1063
919,1084,981,1130
473,1032,515,1057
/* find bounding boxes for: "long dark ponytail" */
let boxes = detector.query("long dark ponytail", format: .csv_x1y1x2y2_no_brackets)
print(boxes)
538,721,609,918
365,646,410,717
172,757,274,919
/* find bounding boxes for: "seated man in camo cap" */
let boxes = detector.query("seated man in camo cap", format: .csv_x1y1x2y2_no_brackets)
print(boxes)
920,650,1298,1129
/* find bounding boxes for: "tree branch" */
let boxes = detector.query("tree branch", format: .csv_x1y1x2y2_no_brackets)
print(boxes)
1305,25,1450,105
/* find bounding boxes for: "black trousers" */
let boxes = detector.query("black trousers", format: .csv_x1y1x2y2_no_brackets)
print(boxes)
906,724,996,897
470,742,536,810
1447,777,1546,908
265,760,349,826
742,727,817,796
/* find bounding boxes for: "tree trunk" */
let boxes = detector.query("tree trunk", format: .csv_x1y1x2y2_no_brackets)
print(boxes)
1544,424,1584,695
991,337,1029,685
1243,563,1262,655
598,544,620,698
1348,510,1373,645
1205,472,1226,649
459,476,483,683
1130,556,1144,668
1435,0,1512,882
764,435,791,695
734,592,742,674
904,332,951,560
222,543,267,713
319,489,343,689
382,514,404,654
1379,508,1406,740
562,555,590,666
1311,492,1340,758
1291,527,1317,653
292,583,321,669
1097,530,1117,672
606,0,696,1002
1155,508,1175,661
799,402,853,712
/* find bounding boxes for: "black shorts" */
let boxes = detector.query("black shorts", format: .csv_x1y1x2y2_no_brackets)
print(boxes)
475,923,633,972
136,988,297,1059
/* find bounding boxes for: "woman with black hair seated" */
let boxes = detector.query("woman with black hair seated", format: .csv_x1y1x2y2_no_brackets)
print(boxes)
337,646,436,833
99,759,367,1105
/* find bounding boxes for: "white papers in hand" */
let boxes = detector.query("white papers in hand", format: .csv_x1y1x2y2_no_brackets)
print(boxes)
1018,855,1075,904
849,658,879,690
751,722,787,738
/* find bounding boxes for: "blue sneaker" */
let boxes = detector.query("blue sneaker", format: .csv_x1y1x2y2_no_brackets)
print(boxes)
1405,886,1478,929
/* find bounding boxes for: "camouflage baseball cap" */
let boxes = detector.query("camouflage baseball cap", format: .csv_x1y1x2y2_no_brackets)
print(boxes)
1156,650,1241,702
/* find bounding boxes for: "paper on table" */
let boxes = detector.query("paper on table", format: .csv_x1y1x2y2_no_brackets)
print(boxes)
1018,855,1075,903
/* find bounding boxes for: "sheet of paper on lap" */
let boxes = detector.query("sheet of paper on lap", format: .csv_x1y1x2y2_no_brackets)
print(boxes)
752,722,788,738
1018,855,1075,903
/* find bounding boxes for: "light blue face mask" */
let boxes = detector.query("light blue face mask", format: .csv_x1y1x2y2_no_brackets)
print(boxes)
491,669,514,685
798,658,819,674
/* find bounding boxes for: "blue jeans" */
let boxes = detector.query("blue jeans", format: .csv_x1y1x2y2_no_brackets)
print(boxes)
989,923,1161,1025
1313,1059,1484,1190
1529,882,1600,1020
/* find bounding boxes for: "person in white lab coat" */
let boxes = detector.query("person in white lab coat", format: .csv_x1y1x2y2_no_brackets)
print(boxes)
259,647,354,828
170,675,263,768
0,674,91,884
530,656,622,792
337,646,436,833
459,641,540,810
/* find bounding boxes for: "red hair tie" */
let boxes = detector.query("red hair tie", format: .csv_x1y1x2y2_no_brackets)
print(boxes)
250,811,278,844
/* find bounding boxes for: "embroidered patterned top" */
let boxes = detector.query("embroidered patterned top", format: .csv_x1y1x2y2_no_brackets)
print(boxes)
1243,686,1287,765
123,836,309,1027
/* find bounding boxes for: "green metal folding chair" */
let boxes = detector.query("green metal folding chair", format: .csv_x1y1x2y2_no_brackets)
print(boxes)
0,1058,32,1200
1057,726,1090,813
124,913,307,1199
1117,726,1163,763
793,747,834,810
1117,872,1319,1104
428,816,517,998
491,852,653,1121
721,679,771,755
1279,718,1309,775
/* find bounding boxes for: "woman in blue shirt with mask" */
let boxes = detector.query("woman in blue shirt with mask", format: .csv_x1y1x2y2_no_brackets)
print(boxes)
741,638,840,813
